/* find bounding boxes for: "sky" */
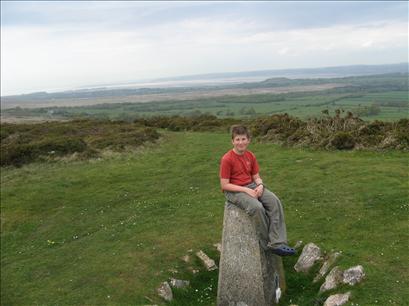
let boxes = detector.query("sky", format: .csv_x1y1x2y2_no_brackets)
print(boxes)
1,1,408,96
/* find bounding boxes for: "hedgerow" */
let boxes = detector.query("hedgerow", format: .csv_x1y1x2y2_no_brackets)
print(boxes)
250,111,409,151
1,111,407,167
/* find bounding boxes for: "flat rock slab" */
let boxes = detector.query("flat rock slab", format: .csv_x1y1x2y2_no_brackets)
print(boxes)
294,242,322,273
314,252,341,283
217,202,285,306
343,265,365,285
320,266,344,293
323,292,351,306
170,278,190,288
157,281,173,301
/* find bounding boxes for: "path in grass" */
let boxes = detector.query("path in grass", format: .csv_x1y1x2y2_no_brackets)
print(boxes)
1,131,408,305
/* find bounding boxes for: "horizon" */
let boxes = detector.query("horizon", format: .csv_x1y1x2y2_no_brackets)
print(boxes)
1,1,408,96
2,62,408,97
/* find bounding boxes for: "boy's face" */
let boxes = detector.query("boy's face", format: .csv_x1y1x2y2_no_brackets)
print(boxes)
232,134,250,154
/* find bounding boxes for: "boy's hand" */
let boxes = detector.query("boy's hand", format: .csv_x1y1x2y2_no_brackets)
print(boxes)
245,188,258,198
254,185,264,197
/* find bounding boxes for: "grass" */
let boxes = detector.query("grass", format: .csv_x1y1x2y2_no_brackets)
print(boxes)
1,131,408,305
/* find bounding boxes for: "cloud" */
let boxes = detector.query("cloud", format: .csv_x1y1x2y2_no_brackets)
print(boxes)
1,1,408,95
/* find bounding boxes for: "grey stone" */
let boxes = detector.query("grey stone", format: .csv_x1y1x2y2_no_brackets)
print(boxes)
188,266,199,274
181,255,191,263
294,242,322,273
323,292,351,306
313,251,341,283
319,266,344,293
217,203,285,306
196,250,218,271
343,265,365,285
214,242,222,252
169,278,190,288
157,281,173,301
293,240,303,249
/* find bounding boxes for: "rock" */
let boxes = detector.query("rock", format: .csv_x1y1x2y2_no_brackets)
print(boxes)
157,281,173,301
313,251,341,283
236,302,249,306
196,250,218,271
217,202,285,306
319,266,344,293
181,255,191,263
293,240,303,249
214,242,222,252
343,265,365,285
188,266,199,274
323,292,351,306
169,278,190,288
294,242,322,273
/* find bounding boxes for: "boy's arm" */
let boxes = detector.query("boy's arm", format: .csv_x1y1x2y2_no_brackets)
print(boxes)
252,173,264,197
220,178,257,198
252,173,263,186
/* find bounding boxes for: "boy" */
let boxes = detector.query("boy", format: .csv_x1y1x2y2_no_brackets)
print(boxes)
219,125,295,256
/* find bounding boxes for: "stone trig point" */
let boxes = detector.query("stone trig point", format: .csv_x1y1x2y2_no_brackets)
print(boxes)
217,202,286,306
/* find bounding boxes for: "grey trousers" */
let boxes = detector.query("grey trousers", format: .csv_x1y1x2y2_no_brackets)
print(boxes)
224,182,288,251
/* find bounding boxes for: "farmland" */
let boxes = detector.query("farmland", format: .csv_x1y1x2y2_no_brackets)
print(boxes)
2,73,408,123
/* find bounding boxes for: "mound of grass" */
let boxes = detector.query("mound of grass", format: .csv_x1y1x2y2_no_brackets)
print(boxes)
1,131,408,305
0,119,160,166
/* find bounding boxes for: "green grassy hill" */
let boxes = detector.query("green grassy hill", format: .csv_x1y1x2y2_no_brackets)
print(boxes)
1,131,408,305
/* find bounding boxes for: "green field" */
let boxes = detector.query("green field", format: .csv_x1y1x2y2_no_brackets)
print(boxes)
5,90,408,122
1,131,408,305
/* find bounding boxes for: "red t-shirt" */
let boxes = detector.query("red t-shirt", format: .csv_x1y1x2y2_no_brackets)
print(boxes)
219,149,260,186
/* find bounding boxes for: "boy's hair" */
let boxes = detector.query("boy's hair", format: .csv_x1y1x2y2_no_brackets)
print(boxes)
231,125,250,139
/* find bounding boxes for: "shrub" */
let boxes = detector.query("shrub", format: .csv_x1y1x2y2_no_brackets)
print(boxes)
1,143,38,166
1,120,161,167
34,137,88,155
328,132,356,150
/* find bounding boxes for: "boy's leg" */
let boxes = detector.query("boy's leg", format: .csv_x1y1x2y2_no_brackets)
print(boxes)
224,191,270,250
258,188,288,247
